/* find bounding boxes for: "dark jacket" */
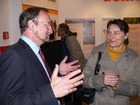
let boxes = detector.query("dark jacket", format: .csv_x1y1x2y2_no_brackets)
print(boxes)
0,39,58,105
41,40,63,71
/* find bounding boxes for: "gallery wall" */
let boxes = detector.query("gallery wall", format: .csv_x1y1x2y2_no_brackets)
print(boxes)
0,0,140,54
0,0,22,46
0,0,22,53
0,0,58,54
58,0,140,46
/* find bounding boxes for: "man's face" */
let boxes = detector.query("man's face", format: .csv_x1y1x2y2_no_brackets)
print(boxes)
33,11,53,45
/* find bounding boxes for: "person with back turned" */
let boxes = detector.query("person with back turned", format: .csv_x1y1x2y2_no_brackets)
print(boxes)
58,23,86,105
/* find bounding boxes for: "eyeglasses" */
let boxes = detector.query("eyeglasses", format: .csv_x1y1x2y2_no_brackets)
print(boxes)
37,21,52,27
32,19,52,27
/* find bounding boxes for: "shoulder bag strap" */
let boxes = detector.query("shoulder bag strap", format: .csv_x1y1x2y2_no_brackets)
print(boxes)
94,52,102,75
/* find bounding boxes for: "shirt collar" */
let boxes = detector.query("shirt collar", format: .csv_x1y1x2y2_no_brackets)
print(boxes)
21,35,40,55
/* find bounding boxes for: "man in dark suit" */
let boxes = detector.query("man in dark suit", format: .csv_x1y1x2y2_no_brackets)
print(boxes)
0,7,84,105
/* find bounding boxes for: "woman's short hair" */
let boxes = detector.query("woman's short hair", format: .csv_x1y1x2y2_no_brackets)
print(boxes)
107,19,129,45
107,19,129,34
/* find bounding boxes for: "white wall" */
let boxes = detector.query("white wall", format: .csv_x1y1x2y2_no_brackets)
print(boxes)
0,0,22,46
0,0,140,46
58,0,140,46
0,0,10,46
9,0,22,44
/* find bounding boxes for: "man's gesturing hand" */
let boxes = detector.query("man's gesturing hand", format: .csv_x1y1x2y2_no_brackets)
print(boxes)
51,64,84,98
59,56,80,75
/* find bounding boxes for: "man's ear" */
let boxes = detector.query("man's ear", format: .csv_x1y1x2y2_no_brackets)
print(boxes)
28,20,35,31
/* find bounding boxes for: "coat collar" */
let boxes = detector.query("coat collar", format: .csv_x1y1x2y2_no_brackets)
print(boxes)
97,42,127,75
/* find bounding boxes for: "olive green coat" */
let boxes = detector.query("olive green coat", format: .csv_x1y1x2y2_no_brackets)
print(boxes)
65,34,86,70
83,42,140,105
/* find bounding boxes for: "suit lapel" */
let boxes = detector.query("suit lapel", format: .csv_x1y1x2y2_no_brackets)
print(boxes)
19,39,50,82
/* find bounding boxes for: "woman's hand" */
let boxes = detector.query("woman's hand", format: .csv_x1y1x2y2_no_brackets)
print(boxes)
104,73,119,87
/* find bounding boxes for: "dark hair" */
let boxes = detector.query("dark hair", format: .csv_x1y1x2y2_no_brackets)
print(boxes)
19,7,48,33
107,19,129,45
58,23,70,34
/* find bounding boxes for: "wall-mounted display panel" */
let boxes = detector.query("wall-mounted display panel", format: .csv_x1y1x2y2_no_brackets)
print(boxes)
65,18,95,59
23,0,58,10
23,0,43,7
124,17,140,57
44,0,58,10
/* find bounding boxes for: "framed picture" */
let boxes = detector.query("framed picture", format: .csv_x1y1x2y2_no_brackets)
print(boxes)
23,0,58,10
123,17,140,57
23,0,43,7
65,18,95,59
43,0,58,10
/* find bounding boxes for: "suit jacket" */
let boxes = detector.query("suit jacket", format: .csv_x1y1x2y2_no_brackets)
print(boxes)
41,40,63,71
0,39,58,105
41,40,72,72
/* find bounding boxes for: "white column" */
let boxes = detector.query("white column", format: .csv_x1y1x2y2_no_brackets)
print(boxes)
0,0,22,46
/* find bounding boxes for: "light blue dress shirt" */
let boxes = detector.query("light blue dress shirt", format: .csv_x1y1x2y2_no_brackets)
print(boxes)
21,35,51,79
21,35,60,105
